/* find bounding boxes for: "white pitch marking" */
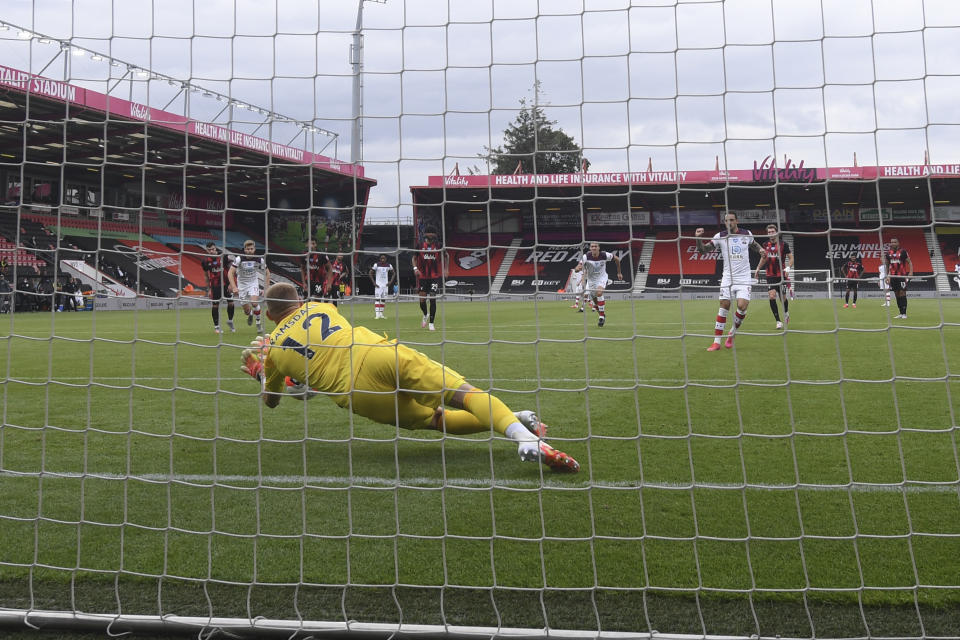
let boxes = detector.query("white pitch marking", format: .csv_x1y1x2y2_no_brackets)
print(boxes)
7,376,854,384
0,470,956,493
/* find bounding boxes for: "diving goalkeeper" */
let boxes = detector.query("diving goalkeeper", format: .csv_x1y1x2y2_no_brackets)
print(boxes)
240,282,579,472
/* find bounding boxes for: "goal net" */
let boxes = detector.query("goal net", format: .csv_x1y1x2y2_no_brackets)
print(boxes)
782,269,831,299
1,1,960,639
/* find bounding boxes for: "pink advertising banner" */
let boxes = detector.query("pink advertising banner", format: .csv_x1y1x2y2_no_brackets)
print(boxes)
424,160,960,189
0,65,363,178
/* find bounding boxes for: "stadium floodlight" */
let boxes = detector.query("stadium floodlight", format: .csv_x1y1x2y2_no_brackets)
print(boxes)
349,0,388,164
90,54,103,61
17,29,33,39
70,47,85,56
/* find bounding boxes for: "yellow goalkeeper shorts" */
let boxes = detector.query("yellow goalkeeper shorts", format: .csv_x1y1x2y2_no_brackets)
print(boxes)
344,341,468,429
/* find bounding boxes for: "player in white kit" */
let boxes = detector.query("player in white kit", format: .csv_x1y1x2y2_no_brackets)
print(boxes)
878,261,891,307
695,211,765,351
568,266,586,310
369,254,396,319
573,242,622,327
228,239,271,333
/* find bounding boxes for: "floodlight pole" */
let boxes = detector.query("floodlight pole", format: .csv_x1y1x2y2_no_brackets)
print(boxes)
351,0,385,165
350,3,364,164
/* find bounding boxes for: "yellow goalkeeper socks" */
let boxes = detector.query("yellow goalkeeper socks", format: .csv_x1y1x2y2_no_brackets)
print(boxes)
435,409,485,434
433,391,516,435
463,390,517,435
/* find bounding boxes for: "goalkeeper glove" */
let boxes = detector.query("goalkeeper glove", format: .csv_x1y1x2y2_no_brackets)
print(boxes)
241,350,263,382
240,336,270,382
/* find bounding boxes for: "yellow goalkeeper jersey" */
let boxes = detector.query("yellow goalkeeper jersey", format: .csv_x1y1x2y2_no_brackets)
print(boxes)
262,301,387,400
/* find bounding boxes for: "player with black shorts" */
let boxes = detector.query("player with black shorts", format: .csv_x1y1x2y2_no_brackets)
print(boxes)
754,224,793,329
841,255,863,308
884,237,914,319
202,242,235,334
327,254,348,307
300,239,330,302
413,229,444,331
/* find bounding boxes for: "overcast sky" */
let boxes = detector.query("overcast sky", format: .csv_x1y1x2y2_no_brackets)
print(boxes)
2,0,960,221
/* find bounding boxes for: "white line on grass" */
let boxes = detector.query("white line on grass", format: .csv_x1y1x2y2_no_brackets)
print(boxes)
5,316,950,337
1,470,956,493
8,376,862,384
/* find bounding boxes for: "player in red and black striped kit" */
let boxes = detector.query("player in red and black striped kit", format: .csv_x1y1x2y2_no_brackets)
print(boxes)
841,255,864,308
884,237,914,319
327,254,349,307
300,239,331,302
754,224,793,329
413,229,444,331
203,242,235,334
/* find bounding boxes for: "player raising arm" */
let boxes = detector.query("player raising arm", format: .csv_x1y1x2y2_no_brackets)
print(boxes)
573,242,622,327
696,211,765,351
240,283,579,472
754,224,793,329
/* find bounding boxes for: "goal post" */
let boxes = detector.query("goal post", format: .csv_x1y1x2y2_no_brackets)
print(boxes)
2,2,960,640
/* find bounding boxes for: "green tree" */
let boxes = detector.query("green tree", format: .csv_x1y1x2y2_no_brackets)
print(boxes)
483,88,587,175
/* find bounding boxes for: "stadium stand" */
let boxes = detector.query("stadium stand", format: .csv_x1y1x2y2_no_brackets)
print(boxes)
63,236,188,296
22,213,217,241
0,237,45,272
411,166,956,297
937,227,960,290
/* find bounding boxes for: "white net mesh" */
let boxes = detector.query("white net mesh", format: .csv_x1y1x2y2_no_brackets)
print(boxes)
1,1,960,639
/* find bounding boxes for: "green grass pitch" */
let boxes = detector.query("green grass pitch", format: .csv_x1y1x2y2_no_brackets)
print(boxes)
0,295,959,636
